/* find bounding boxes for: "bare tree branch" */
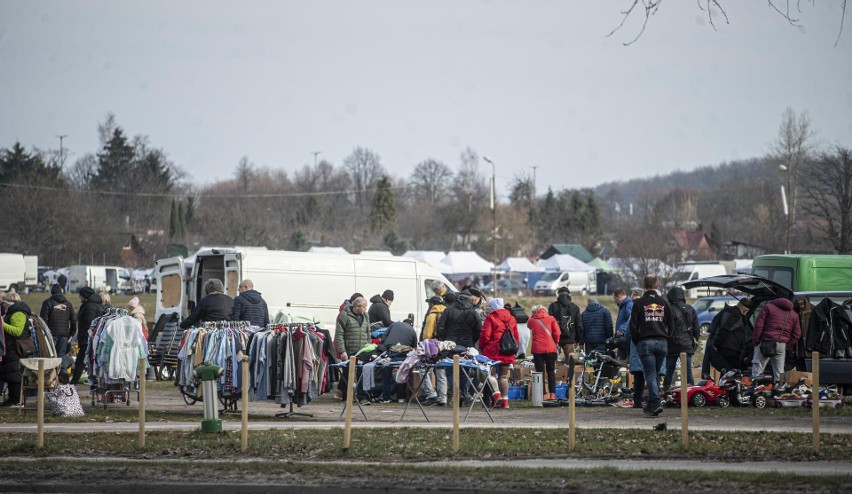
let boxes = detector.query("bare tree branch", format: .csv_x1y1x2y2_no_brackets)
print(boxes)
836,0,848,47
607,0,662,46
768,0,801,25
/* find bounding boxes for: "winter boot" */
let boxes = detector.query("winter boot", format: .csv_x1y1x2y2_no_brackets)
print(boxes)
501,398,510,409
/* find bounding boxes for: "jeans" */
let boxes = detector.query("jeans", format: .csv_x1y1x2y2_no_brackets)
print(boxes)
663,354,694,389
53,336,69,357
637,338,667,411
533,352,558,394
380,365,407,401
752,341,785,384
421,368,447,403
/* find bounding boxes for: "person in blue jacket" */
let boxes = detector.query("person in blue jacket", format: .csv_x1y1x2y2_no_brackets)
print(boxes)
581,297,613,354
613,289,633,360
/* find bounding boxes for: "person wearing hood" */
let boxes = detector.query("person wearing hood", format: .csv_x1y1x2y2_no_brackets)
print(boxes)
127,297,148,340
752,296,801,386
1,291,32,406
478,298,519,408
528,304,561,401
180,278,233,329
368,290,394,329
39,283,77,361
232,279,270,327
70,287,105,385
662,287,700,390
580,297,613,354
629,275,675,417
436,290,482,348
548,287,584,362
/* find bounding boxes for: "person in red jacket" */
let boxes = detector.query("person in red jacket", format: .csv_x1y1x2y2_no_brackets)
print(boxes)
752,297,801,386
528,304,561,401
478,298,519,409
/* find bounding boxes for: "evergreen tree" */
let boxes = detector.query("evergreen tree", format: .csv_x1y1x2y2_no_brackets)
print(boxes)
370,176,397,233
177,201,187,242
0,142,62,185
287,231,309,251
169,199,179,239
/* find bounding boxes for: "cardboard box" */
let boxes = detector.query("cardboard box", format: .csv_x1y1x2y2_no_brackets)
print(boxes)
782,370,813,387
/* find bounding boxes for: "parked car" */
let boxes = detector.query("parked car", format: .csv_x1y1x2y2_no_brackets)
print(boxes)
691,296,738,335
482,279,526,294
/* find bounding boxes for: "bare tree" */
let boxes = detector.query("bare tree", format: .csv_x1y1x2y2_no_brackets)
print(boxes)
409,158,453,205
343,147,386,211
448,147,488,249
800,146,852,253
771,107,815,253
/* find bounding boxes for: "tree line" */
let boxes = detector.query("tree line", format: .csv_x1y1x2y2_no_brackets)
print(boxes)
1,110,849,271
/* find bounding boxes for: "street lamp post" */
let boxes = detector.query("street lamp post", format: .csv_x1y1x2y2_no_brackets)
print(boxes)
56,134,67,167
483,156,497,297
312,151,321,167
779,164,792,254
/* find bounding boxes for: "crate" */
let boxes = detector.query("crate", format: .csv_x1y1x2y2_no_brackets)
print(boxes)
507,385,527,401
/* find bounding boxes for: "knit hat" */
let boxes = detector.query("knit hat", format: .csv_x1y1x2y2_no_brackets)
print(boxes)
128,296,140,309
556,287,570,295
382,289,394,301
444,292,457,304
488,298,504,311
468,287,482,298
79,287,95,299
205,278,224,295
51,283,63,295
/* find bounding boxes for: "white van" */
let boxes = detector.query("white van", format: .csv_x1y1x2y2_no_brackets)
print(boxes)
670,262,728,299
67,265,134,293
154,248,456,337
0,253,26,292
533,270,596,296
24,255,38,291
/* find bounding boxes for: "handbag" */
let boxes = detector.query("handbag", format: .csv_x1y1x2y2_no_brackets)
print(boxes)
498,322,519,356
45,384,85,418
760,311,791,358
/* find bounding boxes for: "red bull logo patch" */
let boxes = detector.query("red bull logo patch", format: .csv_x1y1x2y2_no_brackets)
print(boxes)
644,303,665,321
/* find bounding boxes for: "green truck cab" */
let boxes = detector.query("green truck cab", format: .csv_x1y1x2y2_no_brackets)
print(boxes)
751,254,852,292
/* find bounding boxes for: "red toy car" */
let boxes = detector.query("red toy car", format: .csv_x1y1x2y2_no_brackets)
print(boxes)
670,379,727,407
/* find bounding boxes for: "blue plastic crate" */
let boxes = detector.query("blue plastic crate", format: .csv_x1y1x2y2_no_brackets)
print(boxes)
507,385,527,401
554,383,569,399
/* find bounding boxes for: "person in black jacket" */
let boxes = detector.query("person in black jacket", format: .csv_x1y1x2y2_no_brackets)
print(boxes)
548,287,584,362
1,293,33,406
436,290,482,402
367,290,394,329
629,275,675,417
70,288,104,385
231,279,269,327
701,299,752,378
40,284,77,362
662,287,700,390
180,278,233,329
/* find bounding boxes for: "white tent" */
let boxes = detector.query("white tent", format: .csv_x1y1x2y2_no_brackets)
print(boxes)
358,250,393,257
537,254,596,272
402,250,451,272
733,259,753,275
496,257,544,273
441,251,493,277
308,246,349,255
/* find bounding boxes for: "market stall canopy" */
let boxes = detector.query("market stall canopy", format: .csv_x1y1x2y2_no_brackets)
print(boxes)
307,246,349,255
358,250,393,257
587,257,617,272
537,254,596,272
497,257,544,273
402,250,451,272
440,251,494,276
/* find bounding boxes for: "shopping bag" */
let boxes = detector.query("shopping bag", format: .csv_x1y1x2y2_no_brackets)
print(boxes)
45,384,85,418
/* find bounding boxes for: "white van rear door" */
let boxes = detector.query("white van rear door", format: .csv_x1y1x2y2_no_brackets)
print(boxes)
224,253,241,298
155,257,185,321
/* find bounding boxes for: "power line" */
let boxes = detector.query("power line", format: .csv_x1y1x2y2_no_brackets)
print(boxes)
0,181,409,199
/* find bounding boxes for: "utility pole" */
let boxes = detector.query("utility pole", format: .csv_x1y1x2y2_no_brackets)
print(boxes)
56,134,67,167
483,156,497,296
312,151,321,167
531,165,539,247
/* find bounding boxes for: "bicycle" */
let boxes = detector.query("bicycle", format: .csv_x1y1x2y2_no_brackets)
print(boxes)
573,349,628,402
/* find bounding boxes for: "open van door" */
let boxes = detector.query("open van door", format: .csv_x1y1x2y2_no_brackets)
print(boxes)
224,253,241,298
155,257,185,321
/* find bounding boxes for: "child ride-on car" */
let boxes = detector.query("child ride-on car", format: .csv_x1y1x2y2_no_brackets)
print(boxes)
670,379,727,407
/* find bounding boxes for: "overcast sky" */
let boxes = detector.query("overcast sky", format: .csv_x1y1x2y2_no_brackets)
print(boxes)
1,0,850,194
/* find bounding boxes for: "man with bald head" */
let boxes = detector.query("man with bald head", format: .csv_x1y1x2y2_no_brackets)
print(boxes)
232,279,270,327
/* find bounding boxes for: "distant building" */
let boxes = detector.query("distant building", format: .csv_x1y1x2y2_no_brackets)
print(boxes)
539,244,594,262
724,240,769,260
669,230,714,261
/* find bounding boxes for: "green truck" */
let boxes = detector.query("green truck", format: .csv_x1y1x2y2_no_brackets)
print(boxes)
751,254,852,292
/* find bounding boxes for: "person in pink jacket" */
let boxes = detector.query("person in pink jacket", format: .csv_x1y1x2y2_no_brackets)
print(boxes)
528,304,562,401
752,297,801,386
479,298,519,408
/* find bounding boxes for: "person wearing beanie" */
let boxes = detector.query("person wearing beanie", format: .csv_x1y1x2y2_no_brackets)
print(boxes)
71,288,104,385
580,297,613,354
367,289,395,329
548,287,584,362
180,278,234,329
478,297,519,409
39,283,78,362
127,296,148,340
662,287,700,391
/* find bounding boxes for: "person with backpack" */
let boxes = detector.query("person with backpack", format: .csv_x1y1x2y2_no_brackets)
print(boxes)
478,298,519,409
528,304,561,401
40,283,77,363
662,287,700,391
702,298,753,378
1,291,34,406
548,287,584,363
